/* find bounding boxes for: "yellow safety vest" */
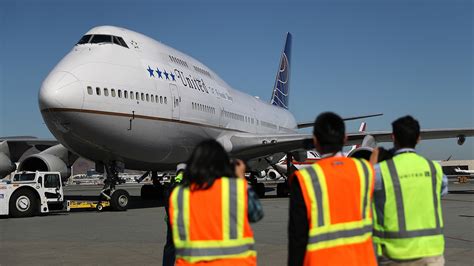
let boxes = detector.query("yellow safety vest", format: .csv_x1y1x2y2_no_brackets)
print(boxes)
373,153,444,260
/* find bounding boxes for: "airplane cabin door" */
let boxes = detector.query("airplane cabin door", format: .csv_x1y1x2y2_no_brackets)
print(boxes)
169,84,180,120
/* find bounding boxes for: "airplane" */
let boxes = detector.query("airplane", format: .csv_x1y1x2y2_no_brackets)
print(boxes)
1,25,473,210
265,122,371,181
454,167,474,174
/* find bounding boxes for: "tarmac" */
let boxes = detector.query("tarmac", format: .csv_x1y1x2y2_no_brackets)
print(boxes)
0,180,473,265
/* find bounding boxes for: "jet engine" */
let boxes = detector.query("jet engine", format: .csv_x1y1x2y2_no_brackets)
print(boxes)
0,141,16,178
18,144,77,181
0,152,16,178
346,147,374,160
266,169,282,180
346,135,377,160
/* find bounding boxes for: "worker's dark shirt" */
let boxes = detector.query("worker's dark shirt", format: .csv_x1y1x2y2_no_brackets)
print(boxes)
288,177,309,266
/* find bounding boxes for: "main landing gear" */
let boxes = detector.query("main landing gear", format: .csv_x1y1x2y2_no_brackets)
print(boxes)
99,163,130,211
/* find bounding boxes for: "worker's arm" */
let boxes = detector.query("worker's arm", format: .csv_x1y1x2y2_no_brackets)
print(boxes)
288,178,308,266
373,164,383,191
441,174,448,197
247,187,263,223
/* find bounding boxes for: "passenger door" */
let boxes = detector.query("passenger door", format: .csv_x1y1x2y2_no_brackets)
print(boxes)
169,84,180,120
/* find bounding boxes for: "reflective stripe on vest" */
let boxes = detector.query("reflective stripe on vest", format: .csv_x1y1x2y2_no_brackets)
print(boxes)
373,158,443,239
171,177,255,262
299,159,374,251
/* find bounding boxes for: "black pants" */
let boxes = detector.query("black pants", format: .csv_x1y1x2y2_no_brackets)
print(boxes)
163,189,175,266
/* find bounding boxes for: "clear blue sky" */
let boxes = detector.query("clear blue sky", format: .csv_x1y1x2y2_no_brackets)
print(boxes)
0,0,472,160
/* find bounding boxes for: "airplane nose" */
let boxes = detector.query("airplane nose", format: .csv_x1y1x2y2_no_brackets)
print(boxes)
39,71,84,110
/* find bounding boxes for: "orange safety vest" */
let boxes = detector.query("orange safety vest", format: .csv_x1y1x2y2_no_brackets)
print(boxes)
169,177,256,266
295,157,377,266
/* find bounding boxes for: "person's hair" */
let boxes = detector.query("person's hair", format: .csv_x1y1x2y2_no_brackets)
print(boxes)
313,112,345,154
182,139,235,190
392,116,420,148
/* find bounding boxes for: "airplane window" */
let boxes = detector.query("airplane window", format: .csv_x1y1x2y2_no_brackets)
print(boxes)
124,90,128,99
130,91,134,100
141,93,144,101
117,37,129,48
136,92,139,100
87,86,93,95
96,87,101,96
90,34,113,44
151,94,154,102
155,95,158,103
111,89,116,97
77,35,92,45
104,88,109,96
113,36,121,45
118,90,122,98
164,97,167,104
146,94,149,102
160,96,163,104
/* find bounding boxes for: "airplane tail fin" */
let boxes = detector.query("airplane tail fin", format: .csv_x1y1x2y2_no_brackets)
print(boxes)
350,122,367,151
270,32,292,109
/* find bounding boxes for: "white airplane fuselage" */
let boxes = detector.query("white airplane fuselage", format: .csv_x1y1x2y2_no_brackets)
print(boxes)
39,26,297,171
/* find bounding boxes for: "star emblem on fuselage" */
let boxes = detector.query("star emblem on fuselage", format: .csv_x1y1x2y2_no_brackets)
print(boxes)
156,68,163,78
147,66,154,77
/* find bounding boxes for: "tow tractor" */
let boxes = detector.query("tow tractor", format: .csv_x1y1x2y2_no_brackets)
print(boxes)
0,171,121,218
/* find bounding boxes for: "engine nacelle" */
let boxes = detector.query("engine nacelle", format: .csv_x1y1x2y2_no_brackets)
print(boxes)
347,147,374,161
17,144,76,182
19,154,70,180
0,152,16,178
266,169,282,180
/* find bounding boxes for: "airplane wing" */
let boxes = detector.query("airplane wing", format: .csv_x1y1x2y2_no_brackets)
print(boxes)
297,113,383,129
0,136,58,162
230,128,474,160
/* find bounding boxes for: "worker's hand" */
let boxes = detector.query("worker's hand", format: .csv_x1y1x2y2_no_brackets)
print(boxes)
369,147,379,165
234,159,246,179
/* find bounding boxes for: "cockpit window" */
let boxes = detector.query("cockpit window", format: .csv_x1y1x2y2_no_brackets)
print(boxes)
77,35,92,45
90,34,112,44
76,34,129,48
116,37,129,48
113,36,121,45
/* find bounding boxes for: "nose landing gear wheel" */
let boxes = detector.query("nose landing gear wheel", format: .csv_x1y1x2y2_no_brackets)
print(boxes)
110,189,130,211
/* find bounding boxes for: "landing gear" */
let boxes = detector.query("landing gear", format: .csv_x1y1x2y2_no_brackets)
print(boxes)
110,189,130,211
99,162,130,211
140,171,165,200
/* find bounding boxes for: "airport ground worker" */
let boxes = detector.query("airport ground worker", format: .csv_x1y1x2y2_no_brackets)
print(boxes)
288,112,377,266
372,116,447,265
163,163,186,266
169,140,263,266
